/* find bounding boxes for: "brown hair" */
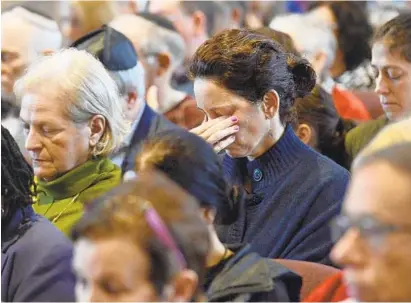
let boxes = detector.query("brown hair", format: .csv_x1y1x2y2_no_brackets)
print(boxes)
72,170,210,298
252,27,300,56
73,0,118,33
189,28,316,125
373,13,411,63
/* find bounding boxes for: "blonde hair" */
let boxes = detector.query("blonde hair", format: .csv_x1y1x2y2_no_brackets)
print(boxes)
73,0,118,34
14,48,129,157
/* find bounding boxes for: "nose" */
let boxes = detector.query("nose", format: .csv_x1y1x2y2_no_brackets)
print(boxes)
25,128,42,152
374,74,390,96
330,229,366,268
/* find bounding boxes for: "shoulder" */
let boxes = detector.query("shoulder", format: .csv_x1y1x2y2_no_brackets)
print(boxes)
345,117,388,158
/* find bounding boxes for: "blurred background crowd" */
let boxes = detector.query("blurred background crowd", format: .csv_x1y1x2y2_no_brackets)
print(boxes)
2,1,411,302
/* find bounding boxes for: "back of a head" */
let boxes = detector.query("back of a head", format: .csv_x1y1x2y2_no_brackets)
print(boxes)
70,25,145,99
253,27,300,56
309,1,373,72
189,28,316,125
270,13,337,70
1,125,35,225
110,14,185,68
136,129,240,225
72,0,118,34
72,169,210,298
1,6,62,63
180,1,230,36
294,85,354,168
14,48,128,156
373,13,411,63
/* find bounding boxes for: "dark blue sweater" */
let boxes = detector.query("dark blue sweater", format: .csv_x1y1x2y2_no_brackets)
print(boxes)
218,126,350,265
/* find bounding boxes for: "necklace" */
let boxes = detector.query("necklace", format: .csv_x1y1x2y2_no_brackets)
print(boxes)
51,193,80,224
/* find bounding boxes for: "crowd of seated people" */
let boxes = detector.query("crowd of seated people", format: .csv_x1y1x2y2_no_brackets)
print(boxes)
2,1,411,302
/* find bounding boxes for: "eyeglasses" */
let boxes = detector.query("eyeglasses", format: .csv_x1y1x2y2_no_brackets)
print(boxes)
330,214,411,249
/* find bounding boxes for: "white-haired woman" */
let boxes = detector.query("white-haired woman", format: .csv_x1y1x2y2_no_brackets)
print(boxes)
15,48,129,235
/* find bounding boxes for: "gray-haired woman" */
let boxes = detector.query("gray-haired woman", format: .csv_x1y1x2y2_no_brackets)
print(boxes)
15,48,129,235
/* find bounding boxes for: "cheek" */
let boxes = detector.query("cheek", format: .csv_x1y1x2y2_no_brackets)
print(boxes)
236,110,267,142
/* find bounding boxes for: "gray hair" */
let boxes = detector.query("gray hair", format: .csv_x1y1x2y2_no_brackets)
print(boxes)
108,61,146,99
270,13,337,70
14,48,129,157
110,14,185,69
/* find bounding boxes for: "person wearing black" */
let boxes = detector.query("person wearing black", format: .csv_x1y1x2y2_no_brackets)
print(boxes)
71,25,178,176
136,129,302,302
1,126,75,302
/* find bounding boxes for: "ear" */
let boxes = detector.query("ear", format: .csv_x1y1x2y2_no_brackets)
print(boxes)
192,10,207,36
126,91,138,109
88,115,106,148
156,52,171,77
167,270,198,302
199,207,216,225
296,123,313,146
312,51,328,79
261,89,280,120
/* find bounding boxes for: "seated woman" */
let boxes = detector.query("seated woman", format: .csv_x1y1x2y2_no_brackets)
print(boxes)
1,126,75,302
15,49,128,235
72,170,210,302
293,85,356,169
136,129,302,302
190,29,350,264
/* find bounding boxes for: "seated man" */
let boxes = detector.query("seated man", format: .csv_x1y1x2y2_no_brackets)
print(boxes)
110,14,205,129
71,26,178,176
331,142,411,302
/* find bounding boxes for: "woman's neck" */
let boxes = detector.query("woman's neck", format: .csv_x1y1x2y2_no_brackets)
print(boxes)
247,122,285,161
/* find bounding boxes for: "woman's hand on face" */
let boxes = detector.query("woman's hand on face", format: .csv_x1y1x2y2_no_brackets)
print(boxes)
190,116,239,153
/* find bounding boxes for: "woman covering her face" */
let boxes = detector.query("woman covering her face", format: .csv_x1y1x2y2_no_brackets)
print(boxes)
15,49,128,235
72,170,210,302
190,28,350,264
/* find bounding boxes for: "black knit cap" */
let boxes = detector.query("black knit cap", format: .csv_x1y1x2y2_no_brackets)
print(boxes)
70,25,138,71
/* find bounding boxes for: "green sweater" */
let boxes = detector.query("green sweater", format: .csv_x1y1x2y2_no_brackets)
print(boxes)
33,157,121,236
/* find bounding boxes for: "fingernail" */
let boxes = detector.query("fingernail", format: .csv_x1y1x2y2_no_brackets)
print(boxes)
231,116,238,122
230,135,236,140
234,126,239,131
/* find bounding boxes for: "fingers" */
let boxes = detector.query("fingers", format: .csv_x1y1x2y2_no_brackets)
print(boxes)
190,116,226,135
214,135,236,154
207,125,239,145
200,116,238,140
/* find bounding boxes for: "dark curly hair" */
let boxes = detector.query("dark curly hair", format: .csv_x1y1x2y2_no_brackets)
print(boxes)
373,13,411,63
309,1,373,72
1,126,36,226
189,28,316,125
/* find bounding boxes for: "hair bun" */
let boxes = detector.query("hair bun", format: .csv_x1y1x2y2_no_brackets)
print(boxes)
289,56,317,98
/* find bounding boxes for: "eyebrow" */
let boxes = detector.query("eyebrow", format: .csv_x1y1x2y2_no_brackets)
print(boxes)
371,63,403,70
208,104,235,112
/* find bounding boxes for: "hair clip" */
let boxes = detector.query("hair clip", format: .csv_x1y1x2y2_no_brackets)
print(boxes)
141,200,187,269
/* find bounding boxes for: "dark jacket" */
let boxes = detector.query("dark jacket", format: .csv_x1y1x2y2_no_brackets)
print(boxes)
2,206,75,302
345,116,389,163
207,245,302,302
220,126,350,265
121,105,178,173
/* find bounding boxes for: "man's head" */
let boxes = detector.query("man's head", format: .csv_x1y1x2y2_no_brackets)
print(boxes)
270,13,337,83
71,25,145,122
149,0,230,60
110,14,185,92
331,143,411,302
1,6,62,98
